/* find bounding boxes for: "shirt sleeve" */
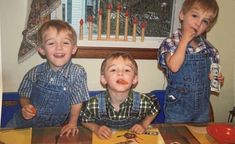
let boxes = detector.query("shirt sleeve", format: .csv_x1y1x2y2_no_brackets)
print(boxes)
141,94,160,116
70,65,90,104
158,38,177,71
18,67,38,98
80,97,98,123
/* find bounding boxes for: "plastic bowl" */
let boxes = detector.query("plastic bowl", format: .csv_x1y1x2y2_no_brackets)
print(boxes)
207,123,235,144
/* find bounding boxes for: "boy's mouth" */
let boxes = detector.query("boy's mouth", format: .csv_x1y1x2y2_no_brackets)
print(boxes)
117,79,128,85
54,53,65,58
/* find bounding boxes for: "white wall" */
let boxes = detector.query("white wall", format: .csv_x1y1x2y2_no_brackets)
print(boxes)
0,2,3,126
1,0,234,122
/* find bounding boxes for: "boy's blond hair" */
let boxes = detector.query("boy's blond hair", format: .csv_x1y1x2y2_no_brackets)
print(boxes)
37,19,77,47
100,51,138,75
181,0,219,31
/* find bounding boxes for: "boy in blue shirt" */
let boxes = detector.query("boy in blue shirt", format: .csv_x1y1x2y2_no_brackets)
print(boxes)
7,20,90,136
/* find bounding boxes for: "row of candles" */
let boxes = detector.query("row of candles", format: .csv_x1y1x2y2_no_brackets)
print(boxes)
79,3,147,42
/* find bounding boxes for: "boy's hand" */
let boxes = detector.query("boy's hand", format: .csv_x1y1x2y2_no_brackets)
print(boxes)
94,125,112,139
217,73,224,87
60,123,79,137
130,124,147,134
209,72,224,87
21,104,36,119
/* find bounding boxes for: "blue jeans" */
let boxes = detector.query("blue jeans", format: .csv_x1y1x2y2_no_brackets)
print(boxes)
7,74,71,128
164,53,211,123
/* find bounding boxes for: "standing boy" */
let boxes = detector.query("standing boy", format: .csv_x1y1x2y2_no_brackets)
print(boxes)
158,0,224,123
7,20,90,136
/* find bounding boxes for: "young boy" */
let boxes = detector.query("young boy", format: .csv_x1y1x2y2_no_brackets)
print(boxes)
158,0,224,123
7,20,90,136
80,51,160,139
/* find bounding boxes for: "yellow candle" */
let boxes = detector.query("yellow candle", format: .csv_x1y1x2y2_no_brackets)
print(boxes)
88,16,93,40
115,3,122,40
132,17,138,42
124,10,129,41
141,21,147,42
97,9,102,40
106,3,112,40
79,19,84,40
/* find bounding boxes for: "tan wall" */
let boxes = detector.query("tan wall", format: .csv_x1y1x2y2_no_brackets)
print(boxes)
1,0,234,122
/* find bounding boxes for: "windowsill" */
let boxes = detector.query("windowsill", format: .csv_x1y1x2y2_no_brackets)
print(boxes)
73,36,163,59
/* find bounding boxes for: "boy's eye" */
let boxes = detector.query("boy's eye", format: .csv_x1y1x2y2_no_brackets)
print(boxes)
192,14,198,18
110,69,116,72
47,42,55,46
124,69,131,72
202,19,210,25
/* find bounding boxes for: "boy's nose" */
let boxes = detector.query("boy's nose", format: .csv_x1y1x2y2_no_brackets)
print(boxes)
117,69,124,75
56,43,63,50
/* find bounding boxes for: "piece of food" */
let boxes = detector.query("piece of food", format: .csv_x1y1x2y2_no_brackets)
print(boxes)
117,79,128,85
31,107,37,114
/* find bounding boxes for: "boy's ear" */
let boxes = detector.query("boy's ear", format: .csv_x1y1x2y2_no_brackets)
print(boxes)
100,75,107,87
132,75,138,85
179,11,184,21
37,47,46,56
72,45,78,54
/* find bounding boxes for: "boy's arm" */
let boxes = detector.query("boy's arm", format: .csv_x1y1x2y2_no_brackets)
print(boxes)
82,122,112,139
140,113,158,129
166,27,195,72
60,103,82,136
130,113,157,134
20,97,36,119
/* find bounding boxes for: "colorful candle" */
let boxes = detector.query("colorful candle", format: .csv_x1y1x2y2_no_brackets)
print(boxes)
106,3,112,40
115,3,122,40
132,17,138,42
124,10,129,41
97,9,103,40
88,15,93,40
79,19,84,40
141,21,147,42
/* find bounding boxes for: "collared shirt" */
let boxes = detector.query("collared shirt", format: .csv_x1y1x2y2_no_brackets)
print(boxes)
81,91,160,123
158,28,220,73
18,60,90,104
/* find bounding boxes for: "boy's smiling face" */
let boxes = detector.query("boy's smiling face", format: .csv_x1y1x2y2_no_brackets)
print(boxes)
101,56,138,93
37,27,77,71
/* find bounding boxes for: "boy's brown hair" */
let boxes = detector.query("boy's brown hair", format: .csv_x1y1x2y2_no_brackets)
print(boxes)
37,19,77,47
181,0,219,31
100,51,138,75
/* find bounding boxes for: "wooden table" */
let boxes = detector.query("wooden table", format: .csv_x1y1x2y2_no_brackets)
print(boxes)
31,124,222,144
1,123,230,144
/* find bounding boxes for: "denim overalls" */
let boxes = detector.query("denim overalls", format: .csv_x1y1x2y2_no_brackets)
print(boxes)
95,91,142,129
7,65,71,128
164,53,211,123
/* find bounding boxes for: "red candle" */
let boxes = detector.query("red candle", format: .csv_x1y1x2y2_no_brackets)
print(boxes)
97,9,103,40
79,19,84,40
88,16,93,40
124,10,129,41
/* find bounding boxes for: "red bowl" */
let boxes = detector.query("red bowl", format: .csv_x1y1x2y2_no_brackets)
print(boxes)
207,123,235,144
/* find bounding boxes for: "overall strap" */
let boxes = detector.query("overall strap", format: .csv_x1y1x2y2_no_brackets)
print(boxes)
97,92,107,117
131,91,141,116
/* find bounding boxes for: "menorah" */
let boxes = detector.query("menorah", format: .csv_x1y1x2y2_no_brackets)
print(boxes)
79,3,147,42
